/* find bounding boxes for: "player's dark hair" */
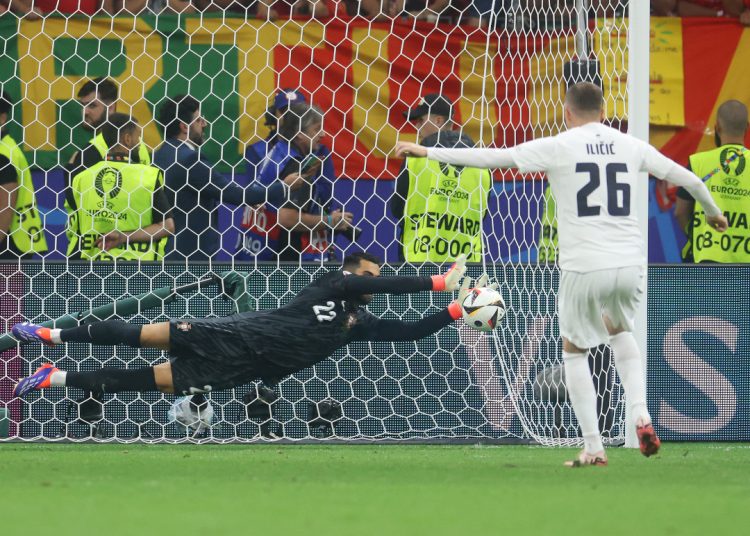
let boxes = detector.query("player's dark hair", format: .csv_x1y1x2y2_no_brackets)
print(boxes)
343,251,381,270
158,95,200,139
77,77,118,103
278,102,323,143
565,82,603,115
101,113,139,147
717,100,748,137
0,91,12,117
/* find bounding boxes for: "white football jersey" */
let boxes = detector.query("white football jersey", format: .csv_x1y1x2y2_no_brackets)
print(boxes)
510,123,675,272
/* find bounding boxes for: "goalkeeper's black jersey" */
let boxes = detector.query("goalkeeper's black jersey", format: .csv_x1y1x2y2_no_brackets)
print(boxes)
230,270,453,382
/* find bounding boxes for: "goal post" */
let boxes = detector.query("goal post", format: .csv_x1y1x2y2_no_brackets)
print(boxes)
627,0,652,449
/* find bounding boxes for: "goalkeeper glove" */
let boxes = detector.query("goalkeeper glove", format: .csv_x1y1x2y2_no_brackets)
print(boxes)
447,274,499,320
431,254,467,291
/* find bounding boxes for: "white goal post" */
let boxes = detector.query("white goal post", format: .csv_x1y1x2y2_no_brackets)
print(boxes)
627,0,651,449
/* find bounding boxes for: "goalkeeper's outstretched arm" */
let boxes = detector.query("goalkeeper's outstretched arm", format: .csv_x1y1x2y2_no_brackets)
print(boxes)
350,276,492,342
353,307,461,342
334,254,466,298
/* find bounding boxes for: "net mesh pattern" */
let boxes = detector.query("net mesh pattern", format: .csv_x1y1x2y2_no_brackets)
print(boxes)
0,4,632,443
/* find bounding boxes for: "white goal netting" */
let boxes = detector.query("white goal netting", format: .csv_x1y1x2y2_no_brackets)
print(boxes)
0,2,633,443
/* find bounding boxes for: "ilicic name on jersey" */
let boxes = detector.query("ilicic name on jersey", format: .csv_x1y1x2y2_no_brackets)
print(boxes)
586,142,616,156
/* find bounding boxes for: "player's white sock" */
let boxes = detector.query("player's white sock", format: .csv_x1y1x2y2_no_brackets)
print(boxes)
563,351,604,454
49,329,63,344
609,331,650,425
50,371,67,387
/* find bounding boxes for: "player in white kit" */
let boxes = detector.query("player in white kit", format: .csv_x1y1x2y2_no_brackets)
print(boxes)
395,82,728,466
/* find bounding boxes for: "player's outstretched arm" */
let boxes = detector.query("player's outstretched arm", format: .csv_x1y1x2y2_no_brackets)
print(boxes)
353,277,495,342
663,166,728,231
425,147,517,169
336,255,467,297
394,142,428,158
643,144,728,231
395,141,516,169
706,213,729,232
356,308,456,342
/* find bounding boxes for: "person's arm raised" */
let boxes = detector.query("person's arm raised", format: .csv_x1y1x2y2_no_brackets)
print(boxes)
334,255,467,298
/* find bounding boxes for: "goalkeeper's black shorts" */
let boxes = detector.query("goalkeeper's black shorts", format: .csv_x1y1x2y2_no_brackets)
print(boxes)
168,317,263,395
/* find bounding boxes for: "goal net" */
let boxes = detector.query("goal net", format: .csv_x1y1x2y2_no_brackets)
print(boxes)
0,1,634,443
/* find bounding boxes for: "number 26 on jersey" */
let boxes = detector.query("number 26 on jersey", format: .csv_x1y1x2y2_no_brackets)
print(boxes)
576,162,631,217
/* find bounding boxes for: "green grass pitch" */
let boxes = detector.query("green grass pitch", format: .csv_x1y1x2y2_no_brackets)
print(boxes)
1,443,748,535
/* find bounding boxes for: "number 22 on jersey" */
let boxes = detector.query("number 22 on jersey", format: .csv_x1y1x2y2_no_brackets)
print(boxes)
313,300,345,322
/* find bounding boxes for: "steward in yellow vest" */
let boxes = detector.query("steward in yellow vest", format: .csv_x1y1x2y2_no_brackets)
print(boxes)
66,130,152,190
67,77,150,188
675,100,750,263
67,114,174,261
393,130,490,263
0,92,48,259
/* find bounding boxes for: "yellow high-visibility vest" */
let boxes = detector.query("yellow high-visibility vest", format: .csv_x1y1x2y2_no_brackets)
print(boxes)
686,144,750,263
402,158,489,262
0,134,48,254
68,159,166,260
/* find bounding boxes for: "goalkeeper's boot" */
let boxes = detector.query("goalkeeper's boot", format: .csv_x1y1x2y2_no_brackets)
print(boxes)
636,421,661,457
564,449,608,468
13,363,58,398
12,322,56,347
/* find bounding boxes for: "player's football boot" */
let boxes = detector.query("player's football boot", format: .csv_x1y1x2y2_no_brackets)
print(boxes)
564,449,608,468
12,322,56,347
13,363,58,397
636,422,661,457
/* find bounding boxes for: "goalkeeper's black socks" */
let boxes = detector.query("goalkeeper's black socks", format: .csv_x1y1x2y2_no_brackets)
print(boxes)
61,367,157,393
57,320,143,347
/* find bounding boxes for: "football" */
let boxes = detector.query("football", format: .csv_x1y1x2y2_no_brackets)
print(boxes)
462,287,506,332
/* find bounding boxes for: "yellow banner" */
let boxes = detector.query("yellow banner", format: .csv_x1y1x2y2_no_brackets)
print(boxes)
594,17,685,126
593,18,628,121
649,17,685,126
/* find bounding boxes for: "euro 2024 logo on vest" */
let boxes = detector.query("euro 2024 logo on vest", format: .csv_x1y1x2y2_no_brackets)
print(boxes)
441,178,458,190
94,167,123,201
438,162,463,179
719,147,745,176
431,177,470,201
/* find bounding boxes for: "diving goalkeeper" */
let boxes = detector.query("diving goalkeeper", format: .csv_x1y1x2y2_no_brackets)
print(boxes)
13,252,481,397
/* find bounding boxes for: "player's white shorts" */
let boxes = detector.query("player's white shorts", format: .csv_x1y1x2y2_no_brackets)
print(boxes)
558,265,645,348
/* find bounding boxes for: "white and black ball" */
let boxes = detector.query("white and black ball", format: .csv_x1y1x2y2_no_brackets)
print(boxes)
461,287,506,332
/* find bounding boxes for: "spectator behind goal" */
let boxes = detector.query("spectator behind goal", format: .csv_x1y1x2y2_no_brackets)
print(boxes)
67,113,174,261
153,95,304,260
652,0,750,23
391,93,490,263
66,77,152,192
242,102,355,262
674,100,750,263
0,91,48,259
245,88,307,172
